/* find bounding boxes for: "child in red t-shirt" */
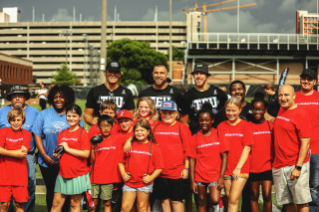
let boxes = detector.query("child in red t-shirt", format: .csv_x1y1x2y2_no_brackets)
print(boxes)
189,103,228,212
119,119,164,212
89,115,122,212
249,96,274,212
217,98,254,212
117,110,134,144
51,104,91,212
0,108,31,212
133,97,159,129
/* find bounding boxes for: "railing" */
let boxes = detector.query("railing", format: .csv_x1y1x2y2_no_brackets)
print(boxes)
188,33,319,46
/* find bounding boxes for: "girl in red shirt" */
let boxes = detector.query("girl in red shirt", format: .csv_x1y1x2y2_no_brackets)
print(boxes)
249,95,273,212
217,98,253,212
119,119,164,212
51,104,91,212
133,97,159,128
189,103,228,212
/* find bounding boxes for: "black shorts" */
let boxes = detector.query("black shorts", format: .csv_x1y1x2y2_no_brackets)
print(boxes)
249,170,273,182
153,177,189,201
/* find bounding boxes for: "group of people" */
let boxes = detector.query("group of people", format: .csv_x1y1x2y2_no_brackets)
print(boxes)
0,60,318,212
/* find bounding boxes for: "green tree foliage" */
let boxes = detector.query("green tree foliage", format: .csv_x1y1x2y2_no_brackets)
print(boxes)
107,39,168,85
167,46,185,62
51,63,78,86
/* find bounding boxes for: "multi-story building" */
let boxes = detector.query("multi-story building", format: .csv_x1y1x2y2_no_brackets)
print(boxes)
296,10,319,35
0,12,201,84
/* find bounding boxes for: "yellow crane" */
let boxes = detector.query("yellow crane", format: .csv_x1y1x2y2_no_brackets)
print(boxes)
183,0,257,40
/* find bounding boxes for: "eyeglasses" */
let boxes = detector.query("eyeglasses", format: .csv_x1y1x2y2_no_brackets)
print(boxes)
252,108,264,112
100,124,112,129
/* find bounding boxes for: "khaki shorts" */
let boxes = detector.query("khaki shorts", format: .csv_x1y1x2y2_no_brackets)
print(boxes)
272,161,311,205
91,184,114,201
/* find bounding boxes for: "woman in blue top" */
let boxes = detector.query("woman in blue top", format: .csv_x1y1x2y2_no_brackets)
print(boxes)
33,85,83,212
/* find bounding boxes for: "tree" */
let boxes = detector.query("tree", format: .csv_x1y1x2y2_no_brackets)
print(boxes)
51,63,78,86
107,39,168,85
167,46,185,62
312,21,319,35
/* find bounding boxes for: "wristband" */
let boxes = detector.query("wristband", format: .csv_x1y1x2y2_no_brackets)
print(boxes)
184,167,189,170
236,166,241,170
43,153,47,157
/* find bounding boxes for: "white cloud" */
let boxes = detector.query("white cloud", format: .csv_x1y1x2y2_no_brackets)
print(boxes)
52,8,73,22
278,0,316,13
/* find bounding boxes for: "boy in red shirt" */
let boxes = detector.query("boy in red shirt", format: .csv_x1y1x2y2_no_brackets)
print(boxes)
0,108,31,212
89,115,122,212
117,110,134,144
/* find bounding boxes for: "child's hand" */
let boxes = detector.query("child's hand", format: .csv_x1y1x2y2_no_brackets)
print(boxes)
181,169,189,179
232,168,241,181
124,136,133,153
191,181,198,194
142,174,153,184
91,144,97,149
53,153,62,160
14,149,27,159
216,176,224,190
59,142,69,152
21,145,28,152
123,172,131,182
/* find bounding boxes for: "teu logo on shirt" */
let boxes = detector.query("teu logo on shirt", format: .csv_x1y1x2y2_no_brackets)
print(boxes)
97,96,125,108
190,97,219,113
149,96,172,109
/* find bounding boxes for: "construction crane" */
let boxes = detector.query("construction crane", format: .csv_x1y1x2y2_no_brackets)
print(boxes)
183,0,257,40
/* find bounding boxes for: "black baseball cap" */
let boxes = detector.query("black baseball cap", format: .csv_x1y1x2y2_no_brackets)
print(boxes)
106,61,121,72
191,64,211,76
300,69,316,79
6,85,31,101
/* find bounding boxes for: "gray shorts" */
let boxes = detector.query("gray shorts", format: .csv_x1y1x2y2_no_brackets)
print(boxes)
272,161,312,205
122,183,153,193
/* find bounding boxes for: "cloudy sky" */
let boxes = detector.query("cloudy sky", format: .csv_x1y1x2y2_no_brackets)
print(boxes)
0,0,317,33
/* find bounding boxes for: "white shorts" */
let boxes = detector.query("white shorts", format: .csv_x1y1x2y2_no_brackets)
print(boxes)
272,161,311,205
122,183,153,194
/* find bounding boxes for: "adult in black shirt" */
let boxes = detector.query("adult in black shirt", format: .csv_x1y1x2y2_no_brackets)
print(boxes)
84,61,135,126
180,64,228,134
213,80,254,128
139,64,183,111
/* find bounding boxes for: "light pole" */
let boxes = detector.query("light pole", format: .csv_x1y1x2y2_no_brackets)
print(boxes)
83,34,89,86
89,44,95,86
237,0,239,34
169,0,173,80
59,30,72,66
100,0,107,84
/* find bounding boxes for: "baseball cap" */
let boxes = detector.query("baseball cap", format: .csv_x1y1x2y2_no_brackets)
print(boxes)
117,110,132,120
106,61,121,72
300,69,316,79
191,63,211,76
6,85,31,101
160,100,177,111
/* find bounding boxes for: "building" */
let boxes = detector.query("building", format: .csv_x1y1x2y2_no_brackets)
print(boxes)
0,12,10,23
0,52,33,85
296,10,319,35
3,7,20,23
0,13,200,84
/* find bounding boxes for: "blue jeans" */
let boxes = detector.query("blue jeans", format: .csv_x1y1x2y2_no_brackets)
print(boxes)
309,153,319,212
8,153,36,212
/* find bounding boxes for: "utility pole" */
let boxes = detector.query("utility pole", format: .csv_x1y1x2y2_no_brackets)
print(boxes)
169,0,173,80
100,0,107,84
73,6,76,22
237,0,239,34
59,30,72,67
32,6,35,22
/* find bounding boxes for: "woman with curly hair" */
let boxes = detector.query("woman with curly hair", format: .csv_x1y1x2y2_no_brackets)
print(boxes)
32,85,83,212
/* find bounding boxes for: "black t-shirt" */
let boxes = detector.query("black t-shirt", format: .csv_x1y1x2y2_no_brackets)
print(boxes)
213,101,254,128
86,84,135,117
267,94,280,117
180,85,228,134
139,85,183,111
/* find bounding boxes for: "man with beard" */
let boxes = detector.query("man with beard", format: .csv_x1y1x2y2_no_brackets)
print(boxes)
180,64,228,134
0,85,39,212
84,61,135,126
139,64,183,112
294,69,319,212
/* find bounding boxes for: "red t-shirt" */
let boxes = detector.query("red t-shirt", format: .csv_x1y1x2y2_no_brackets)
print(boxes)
57,128,91,178
117,130,134,146
119,141,164,188
273,107,311,169
90,134,122,184
295,90,319,155
88,123,120,138
133,118,159,130
188,129,229,183
153,122,191,179
217,120,254,175
249,121,274,173
0,128,31,186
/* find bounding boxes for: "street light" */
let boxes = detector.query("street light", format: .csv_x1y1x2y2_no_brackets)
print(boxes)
59,30,72,66
83,34,89,86
169,0,173,80
89,44,95,86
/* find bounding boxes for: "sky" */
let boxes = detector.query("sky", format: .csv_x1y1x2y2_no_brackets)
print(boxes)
0,0,317,33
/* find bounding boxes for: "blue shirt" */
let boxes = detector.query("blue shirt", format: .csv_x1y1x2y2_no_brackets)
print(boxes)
32,107,84,168
0,105,40,152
